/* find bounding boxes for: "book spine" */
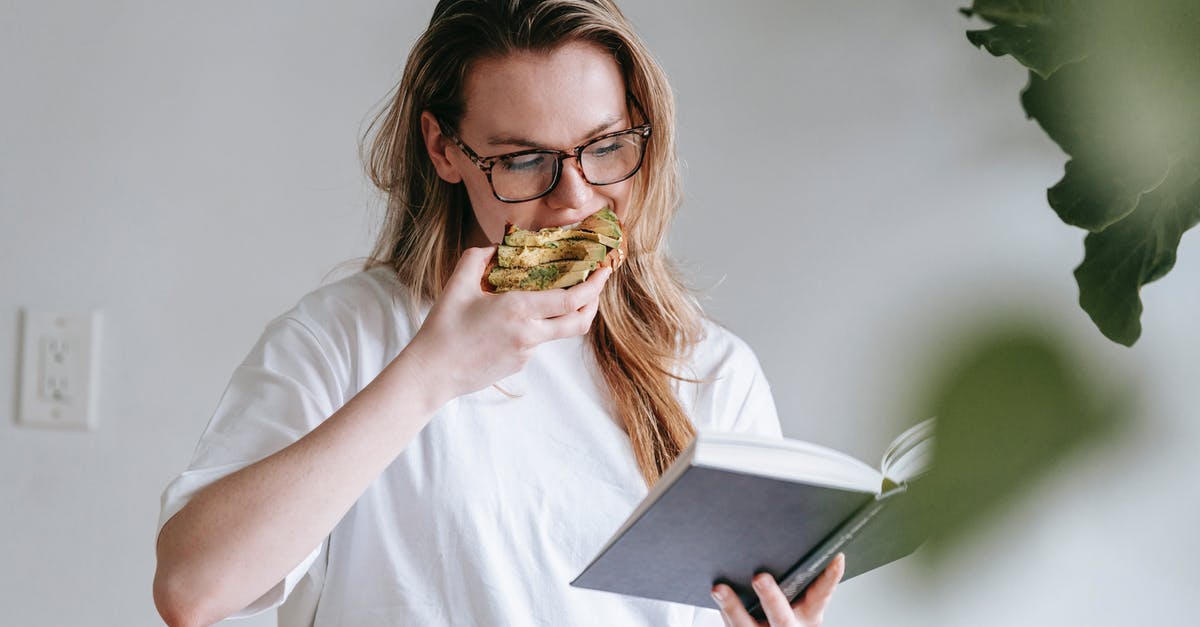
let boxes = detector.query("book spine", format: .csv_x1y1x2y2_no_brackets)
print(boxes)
745,492,895,620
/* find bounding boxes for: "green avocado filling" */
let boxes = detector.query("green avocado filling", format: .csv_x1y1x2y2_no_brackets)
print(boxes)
589,208,621,239
522,264,561,288
595,208,618,223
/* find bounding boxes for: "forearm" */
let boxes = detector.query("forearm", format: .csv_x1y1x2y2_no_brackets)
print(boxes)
153,348,447,627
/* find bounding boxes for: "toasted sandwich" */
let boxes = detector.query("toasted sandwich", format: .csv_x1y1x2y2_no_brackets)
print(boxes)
487,208,625,292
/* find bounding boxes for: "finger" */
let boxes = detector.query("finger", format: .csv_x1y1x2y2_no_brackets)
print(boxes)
794,554,845,623
752,572,798,626
526,266,611,318
550,278,603,318
539,294,600,342
804,554,844,602
448,246,497,292
710,584,756,627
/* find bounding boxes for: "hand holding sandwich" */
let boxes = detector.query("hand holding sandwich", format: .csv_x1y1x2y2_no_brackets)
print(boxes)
405,245,612,405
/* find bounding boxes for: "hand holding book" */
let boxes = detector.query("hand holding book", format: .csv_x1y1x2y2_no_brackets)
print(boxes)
711,553,845,627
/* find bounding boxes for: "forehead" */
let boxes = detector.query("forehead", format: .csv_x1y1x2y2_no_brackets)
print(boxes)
459,41,629,146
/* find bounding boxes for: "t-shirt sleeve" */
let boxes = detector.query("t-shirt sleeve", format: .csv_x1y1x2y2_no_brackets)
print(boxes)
157,313,346,618
685,323,784,438
725,345,784,438
690,607,727,627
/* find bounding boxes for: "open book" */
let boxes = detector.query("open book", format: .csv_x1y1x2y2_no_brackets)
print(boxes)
571,419,934,619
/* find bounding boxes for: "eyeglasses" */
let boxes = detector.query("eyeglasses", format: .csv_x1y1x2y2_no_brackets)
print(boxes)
438,119,652,203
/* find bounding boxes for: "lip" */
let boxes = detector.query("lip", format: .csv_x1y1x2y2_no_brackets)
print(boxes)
526,207,608,231
533,218,584,230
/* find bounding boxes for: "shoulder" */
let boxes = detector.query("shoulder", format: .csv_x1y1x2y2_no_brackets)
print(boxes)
279,265,416,344
252,265,418,384
286,265,406,323
677,318,781,436
684,317,764,381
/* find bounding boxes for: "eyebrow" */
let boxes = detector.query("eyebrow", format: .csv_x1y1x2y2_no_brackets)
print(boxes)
486,114,625,149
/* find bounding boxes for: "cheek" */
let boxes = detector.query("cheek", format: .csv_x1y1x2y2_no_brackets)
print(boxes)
464,197,506,242
461,179,538,243
457,170,501,224
604,179,634,220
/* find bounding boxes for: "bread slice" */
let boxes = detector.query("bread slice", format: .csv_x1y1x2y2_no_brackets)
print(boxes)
487,259,598,291
490,266,592,291
577,208,622,240
504,227,620,249
599,243,625,270
497,239,608,268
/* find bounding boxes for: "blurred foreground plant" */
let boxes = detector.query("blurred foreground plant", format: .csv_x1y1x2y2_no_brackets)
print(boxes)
962,0,1200,346
908,324,1129,558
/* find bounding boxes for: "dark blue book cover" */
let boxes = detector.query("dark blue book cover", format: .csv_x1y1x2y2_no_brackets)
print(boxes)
571,428,931,613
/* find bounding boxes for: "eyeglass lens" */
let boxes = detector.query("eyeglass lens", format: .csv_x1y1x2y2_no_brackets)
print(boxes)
491,130,646,201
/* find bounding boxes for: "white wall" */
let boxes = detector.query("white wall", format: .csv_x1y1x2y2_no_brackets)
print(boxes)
2,1,1196,625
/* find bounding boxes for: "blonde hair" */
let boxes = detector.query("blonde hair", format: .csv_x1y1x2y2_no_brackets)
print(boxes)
362,0,704,486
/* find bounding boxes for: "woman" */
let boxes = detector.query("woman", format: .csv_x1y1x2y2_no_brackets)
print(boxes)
153,1,843,625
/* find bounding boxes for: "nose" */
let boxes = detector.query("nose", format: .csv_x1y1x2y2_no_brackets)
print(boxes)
545,155,593,211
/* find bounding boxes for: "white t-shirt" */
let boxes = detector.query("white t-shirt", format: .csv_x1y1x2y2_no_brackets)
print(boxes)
158,265,783,627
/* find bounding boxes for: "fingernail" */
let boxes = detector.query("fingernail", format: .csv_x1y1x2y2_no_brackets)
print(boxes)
711,587,725,604
752,574,768,590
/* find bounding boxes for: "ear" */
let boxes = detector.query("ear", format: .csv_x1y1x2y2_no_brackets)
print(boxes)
420,110,464,184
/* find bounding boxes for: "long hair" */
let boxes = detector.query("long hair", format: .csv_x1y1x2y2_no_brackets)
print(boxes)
361,0,704,486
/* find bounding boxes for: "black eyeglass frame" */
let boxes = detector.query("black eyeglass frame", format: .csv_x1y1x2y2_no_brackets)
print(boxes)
436,113,653,204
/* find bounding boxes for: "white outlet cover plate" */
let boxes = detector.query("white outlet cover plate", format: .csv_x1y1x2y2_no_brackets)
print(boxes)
18,309,102,430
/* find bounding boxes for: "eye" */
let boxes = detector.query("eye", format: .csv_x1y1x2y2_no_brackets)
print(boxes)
588,141,626,158
499,153,547,173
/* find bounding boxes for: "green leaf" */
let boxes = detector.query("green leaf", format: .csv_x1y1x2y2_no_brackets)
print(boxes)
1046,156,1169,233
907,325,1127,557
966,0,1200,345
960,0,1054,26
1074,159,1200,346
966,23,1089,79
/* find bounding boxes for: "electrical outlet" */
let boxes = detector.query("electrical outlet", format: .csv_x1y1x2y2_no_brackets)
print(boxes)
40,337,74,402
18,310,101,430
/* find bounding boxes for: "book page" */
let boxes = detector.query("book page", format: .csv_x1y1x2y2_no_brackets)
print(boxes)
694,431,882,492
880,418,935,484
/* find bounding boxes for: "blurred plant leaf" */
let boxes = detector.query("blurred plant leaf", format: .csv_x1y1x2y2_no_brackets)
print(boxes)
908,325,1128,559
965,23,1090,80
1074,161,1200,345
963,0,1200,345
959,0,1055,27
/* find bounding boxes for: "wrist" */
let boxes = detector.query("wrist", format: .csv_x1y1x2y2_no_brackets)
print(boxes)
386,338,456,413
